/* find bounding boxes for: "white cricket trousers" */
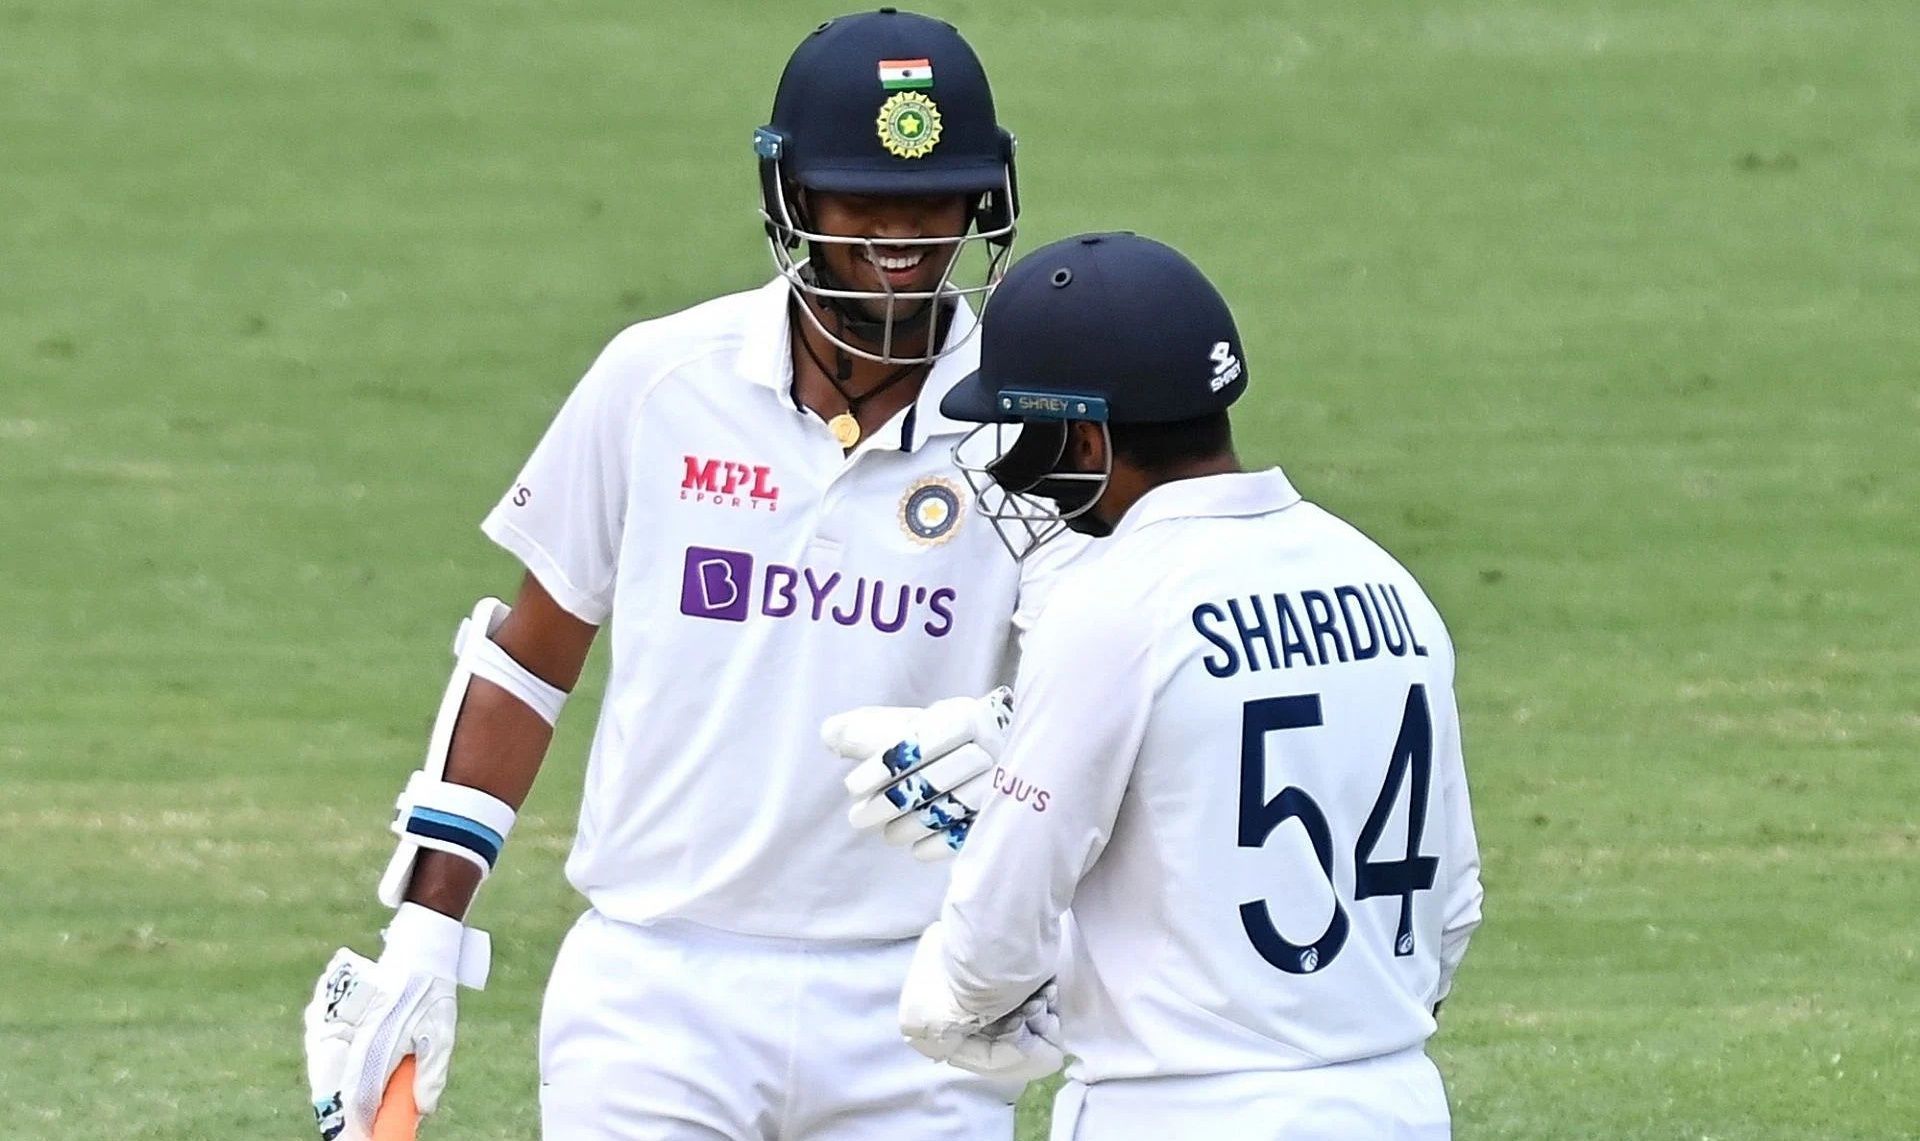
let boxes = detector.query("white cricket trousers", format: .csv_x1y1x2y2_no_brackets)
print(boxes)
1048,1047,1451,1140
540,909,1019,1140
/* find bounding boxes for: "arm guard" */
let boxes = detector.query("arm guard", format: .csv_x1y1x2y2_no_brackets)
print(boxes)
373,598,569,987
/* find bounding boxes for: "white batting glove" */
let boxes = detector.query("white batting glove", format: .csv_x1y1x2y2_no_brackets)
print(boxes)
303,905,469,1140
899,921,1065,1084
945,983,1064,1082
823,688,1012,861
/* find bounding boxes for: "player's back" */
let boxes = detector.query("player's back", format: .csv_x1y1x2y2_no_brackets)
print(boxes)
1057,469,1480,1082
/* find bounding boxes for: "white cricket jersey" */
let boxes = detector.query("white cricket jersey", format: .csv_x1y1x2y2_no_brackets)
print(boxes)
940,469,1484,1082
481,279,1073,942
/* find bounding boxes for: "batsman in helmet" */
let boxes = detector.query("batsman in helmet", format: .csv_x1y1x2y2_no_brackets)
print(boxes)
303,11,1075,1139
897,234,1484,1139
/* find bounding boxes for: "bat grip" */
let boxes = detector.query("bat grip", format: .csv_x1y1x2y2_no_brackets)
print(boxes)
371,1055,420,1140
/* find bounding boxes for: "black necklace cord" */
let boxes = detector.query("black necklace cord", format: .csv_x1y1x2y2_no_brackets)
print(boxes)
792,299,928,424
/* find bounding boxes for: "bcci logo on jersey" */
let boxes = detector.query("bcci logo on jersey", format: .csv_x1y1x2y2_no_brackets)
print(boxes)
680,546,957,637
899,476,964,545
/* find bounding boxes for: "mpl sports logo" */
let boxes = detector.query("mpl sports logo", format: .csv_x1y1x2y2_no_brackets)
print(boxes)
681,455,779,512
680,545,957,638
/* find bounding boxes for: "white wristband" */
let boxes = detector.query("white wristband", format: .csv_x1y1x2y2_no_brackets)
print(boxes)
381,902,493,990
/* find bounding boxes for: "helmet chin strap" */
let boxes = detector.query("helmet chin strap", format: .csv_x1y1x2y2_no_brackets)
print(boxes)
982,420,1116,538
1034,474,1114,537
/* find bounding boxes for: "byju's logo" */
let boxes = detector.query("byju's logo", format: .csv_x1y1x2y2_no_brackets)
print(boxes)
680,547,754,622
681,455,779,512
677,546,957,637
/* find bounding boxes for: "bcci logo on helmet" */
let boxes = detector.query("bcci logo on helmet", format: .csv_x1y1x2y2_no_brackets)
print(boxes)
876,91,942,159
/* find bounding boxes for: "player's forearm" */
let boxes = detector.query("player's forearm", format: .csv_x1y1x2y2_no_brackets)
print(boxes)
943,904,1063,1020
398,575,595,922
940,804,1080,1018
1433,686,1481,1004
1436,871,1484,1004
943,605,1148,1016
403,677,559,920
405,852,486,919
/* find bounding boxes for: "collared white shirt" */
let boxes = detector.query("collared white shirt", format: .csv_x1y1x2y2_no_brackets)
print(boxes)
482,279,1075,941
939,468,1484,1080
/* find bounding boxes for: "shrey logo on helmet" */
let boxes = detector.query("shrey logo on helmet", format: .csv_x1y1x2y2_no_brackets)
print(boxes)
1208,341,1243,393
755,10,1020,365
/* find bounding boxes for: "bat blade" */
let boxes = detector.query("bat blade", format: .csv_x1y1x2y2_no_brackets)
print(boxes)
371,1055,420,1140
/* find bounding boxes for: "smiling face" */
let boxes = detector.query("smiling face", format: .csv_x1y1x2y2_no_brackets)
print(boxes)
802,190,974,321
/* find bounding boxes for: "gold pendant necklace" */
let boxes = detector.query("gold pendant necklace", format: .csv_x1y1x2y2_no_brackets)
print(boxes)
788,301,921,452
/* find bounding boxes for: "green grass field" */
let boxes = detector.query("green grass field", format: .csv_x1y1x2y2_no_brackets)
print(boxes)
4,0,1917,1136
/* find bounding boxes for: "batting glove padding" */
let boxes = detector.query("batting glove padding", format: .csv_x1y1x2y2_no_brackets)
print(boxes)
304,908,467,1140
898,921,1064,1083
825,688,1013,861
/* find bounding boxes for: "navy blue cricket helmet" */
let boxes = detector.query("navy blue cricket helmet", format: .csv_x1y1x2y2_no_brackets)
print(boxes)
943,232,1247,557
756,9,1019,363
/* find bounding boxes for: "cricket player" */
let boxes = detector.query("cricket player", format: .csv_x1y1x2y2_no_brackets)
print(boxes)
863,233,1485,1138
302,11,1073,1139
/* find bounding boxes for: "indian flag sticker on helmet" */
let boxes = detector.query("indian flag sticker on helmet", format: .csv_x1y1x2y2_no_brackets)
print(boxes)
878,58,934,89
876,90,942,159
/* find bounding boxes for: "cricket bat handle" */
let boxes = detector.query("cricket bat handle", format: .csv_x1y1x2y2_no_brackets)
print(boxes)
371,1055,420,1140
